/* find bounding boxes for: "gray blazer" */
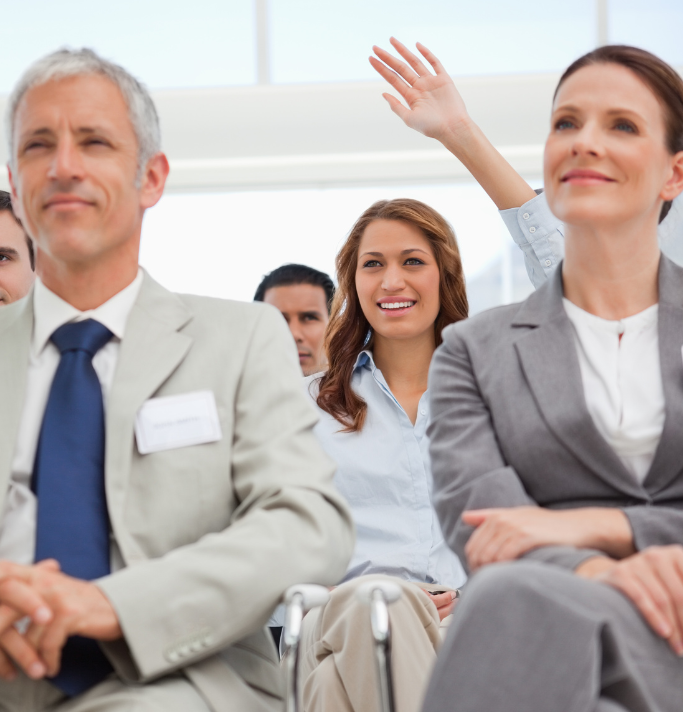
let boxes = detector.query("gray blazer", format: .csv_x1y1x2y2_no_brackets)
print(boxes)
0,272,354,710
428,256,683,574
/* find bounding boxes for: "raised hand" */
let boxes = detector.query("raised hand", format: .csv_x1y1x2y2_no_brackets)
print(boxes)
370,38,536,211
370,38,470,142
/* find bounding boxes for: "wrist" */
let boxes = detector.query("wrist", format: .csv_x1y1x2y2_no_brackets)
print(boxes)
582,509,636,559
575,556,616,578
439,115,480,159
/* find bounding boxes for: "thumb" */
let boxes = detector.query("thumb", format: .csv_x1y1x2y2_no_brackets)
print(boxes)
382,93,410,123
462,510,493,526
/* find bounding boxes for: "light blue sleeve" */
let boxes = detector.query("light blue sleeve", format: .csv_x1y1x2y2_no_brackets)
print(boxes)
499,191,564,289
501,192,683,288
659,194,683,268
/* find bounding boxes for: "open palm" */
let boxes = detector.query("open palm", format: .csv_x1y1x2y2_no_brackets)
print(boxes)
370,38,470,141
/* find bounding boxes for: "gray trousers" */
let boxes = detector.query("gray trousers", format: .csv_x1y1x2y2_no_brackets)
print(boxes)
423,561,683,712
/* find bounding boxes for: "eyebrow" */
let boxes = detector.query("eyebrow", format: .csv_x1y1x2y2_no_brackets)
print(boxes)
554,104,643,118
360,248,430,258
0,246,19,257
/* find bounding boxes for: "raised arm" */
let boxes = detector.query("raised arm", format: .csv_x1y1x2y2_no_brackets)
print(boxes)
371,39,565,288
370,38,536,210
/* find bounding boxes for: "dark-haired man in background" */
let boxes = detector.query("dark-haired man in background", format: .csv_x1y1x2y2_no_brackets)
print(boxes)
0,190,34,305
254,263,334,376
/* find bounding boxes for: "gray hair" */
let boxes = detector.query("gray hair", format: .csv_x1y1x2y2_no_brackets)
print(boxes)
5,48,161,178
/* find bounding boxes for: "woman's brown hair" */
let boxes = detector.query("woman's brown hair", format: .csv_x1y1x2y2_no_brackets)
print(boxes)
316,198,468,433
556,45,683,223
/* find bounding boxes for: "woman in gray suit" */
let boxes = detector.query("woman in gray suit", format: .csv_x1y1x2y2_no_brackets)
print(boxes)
375,42,683,712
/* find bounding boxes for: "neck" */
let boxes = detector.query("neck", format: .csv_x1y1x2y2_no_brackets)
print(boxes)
38,240,140,311
562,215,660,320
371,329,436,395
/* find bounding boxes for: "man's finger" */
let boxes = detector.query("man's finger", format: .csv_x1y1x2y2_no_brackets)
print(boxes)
39,619,70,678
0,579,52,625
0,647,16,681
0,628,46,680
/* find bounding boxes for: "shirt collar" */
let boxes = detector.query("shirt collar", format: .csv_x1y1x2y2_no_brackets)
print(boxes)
352,349,374,372
32,269,144,356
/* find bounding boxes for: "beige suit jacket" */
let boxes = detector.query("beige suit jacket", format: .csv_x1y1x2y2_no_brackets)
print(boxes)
0,272,354,711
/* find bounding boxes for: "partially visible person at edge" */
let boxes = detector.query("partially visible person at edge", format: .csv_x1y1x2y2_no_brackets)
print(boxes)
299,198,468,712
376,39,683,712
0,190,34,305
370,37,683,290
254,263,334,376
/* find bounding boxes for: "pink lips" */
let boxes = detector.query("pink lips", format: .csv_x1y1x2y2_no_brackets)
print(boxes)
561,169,615,185
44,195,93,211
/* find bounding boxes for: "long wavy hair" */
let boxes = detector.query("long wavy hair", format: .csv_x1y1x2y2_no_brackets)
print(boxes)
316,198,468,432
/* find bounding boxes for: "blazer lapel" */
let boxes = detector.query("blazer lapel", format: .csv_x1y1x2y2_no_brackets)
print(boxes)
513,268,643,499
0,294,33,510
104,273,193,557
643,257,683,493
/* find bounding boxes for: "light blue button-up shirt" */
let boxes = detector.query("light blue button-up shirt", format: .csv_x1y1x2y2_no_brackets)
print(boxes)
306,350,466,589
501,192,683,289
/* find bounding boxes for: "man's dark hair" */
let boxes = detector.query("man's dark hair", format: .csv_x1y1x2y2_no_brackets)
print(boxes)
0,190,34,271
254,263,335,312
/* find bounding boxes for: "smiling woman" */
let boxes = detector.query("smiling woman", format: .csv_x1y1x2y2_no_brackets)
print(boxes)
295,198,468,712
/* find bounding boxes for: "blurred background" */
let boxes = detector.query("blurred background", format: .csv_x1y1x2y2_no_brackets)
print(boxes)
0,0,681,312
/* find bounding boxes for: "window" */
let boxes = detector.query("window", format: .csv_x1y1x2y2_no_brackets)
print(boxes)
608,0,683,67
0,0,256,93
270,0,596,84
140,182,535,314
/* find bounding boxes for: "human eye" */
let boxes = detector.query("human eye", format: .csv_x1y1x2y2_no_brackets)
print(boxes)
404,257,424,266
83,136,111,147
0,254,8,262
614,119,637,134
302,313,320,322
362,259,381,268
554,117,576,131
22,139,49,153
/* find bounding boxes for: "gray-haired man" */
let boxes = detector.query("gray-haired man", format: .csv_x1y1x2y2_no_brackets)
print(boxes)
0,49,353,711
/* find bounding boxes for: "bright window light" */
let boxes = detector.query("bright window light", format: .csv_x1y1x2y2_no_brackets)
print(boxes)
270,0,596,84
139,182,535,314
608,0,683,67
0,0,256,93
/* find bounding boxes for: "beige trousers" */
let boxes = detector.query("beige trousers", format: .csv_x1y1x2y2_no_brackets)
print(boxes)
299,575,453,712
0,672,211,712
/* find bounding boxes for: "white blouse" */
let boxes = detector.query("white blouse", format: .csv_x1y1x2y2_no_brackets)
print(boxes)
563,298,664,484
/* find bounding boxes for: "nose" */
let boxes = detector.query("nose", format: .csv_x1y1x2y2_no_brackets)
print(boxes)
47,135,85,183
571,121,604,159
288,319,305,344
381,263,406,292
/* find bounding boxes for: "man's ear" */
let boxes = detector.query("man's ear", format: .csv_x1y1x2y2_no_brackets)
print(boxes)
139,152,170,210
661,150,683,202
7,163,25,223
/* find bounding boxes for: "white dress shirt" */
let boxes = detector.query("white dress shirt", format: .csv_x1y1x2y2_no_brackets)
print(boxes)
1,271,143,565
306,351,467,588
563,298,664,483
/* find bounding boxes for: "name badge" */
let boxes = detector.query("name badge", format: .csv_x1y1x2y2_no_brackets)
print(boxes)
135,391,223,455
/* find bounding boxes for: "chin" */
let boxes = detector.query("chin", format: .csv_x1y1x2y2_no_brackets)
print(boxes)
548,192,631,228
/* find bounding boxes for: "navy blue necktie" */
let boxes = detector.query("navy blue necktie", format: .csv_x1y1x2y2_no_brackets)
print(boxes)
33,319,115,696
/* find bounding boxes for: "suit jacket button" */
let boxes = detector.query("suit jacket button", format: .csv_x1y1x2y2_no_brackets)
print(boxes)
166,651,180,663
